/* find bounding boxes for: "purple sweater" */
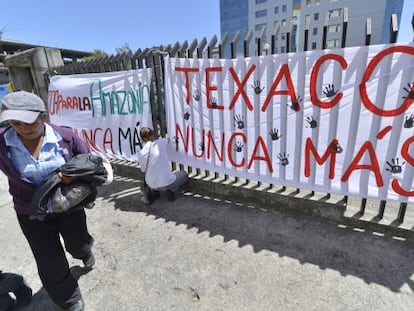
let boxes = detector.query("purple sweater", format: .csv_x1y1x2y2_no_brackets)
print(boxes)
0,124,90,215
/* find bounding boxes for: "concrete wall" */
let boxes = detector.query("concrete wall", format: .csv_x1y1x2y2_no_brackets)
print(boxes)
4,47,64,108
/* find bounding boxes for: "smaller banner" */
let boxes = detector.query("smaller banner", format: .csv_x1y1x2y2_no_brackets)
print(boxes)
48,69,153,161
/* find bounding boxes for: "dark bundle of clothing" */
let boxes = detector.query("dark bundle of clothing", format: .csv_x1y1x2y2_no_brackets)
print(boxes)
0,270,32,311
30,153,113,220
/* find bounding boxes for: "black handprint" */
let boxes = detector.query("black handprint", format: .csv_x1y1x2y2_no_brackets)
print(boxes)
193,89,201,101
305,115,318,129
269,128,282,141
199,143,205,151
328,141,343,154
404,113,414,128
173,136,179,147
183,109,191,120
288,96,302,111
323,84,338,98
234,114,245,129
402,82,414,100
210,97,218,108
385,158,405,174
234,141,244,152
251,80,265,95
277,152,289,166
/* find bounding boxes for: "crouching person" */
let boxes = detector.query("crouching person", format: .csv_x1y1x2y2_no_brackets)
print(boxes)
138,127,188,204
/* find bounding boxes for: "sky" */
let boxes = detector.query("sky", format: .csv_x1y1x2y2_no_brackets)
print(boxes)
399,0,414,42
1,0,413,55
1,0,221,54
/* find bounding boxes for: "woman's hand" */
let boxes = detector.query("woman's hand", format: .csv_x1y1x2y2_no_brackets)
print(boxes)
58,172,76,184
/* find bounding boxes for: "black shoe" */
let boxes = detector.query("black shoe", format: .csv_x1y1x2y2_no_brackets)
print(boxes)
152,190,160,199
64,299,85,311
82,252,95,269
166,190,175,201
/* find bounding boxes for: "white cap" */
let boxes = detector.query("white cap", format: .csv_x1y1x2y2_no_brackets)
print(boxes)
0,91,46,123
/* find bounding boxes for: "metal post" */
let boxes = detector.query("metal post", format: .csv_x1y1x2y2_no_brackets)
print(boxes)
257,26,266,56
365,18,372,46
219,33,228,59
230,31,240,58
286,21,291,53
271,22,280,54
412,13,414,41
359,198,367,215
390,13,398,44
322,12,329,49
304,15,310,51
244,29,253,57
377,200,386,219
196,38,207,58
341,7,348,48
397,203,407,223
219,34,228,180
207,35,217,58
188,39,198,59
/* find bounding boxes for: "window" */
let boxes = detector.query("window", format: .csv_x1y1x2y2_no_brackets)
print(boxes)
282,19,287,27
315,0,320,4
274,6,279,14
281,46,285,53
255,23,266,31
312,42,317,49
306,0,311,6
255,0,267,4
328,24,340,33
282,5,287,12
329,9,341,18
326,39,340,48
314,13,319,21
281,32,286,40
256,9,267,18
313,27,318,35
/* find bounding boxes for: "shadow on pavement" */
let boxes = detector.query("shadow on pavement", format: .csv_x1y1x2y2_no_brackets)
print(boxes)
15,267,92,311
96,176,414,294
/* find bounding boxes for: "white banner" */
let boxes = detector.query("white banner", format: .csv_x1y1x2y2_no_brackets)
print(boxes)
48,69,153,160
164,43,414,202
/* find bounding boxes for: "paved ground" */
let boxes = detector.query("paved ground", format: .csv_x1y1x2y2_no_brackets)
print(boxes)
1,172,414,311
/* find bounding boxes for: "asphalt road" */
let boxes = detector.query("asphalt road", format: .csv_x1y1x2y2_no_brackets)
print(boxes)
1,172,414,311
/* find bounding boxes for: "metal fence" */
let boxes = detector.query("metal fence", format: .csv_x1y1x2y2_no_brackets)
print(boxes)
45,11,413,225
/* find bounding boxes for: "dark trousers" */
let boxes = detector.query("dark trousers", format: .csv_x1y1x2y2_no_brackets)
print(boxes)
17,209,93,309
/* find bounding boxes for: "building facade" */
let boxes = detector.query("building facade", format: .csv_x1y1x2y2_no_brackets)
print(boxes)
220,0,250,56
220,0,404,57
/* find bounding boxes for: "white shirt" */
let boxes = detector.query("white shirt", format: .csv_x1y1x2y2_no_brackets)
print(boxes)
138,138,176,189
